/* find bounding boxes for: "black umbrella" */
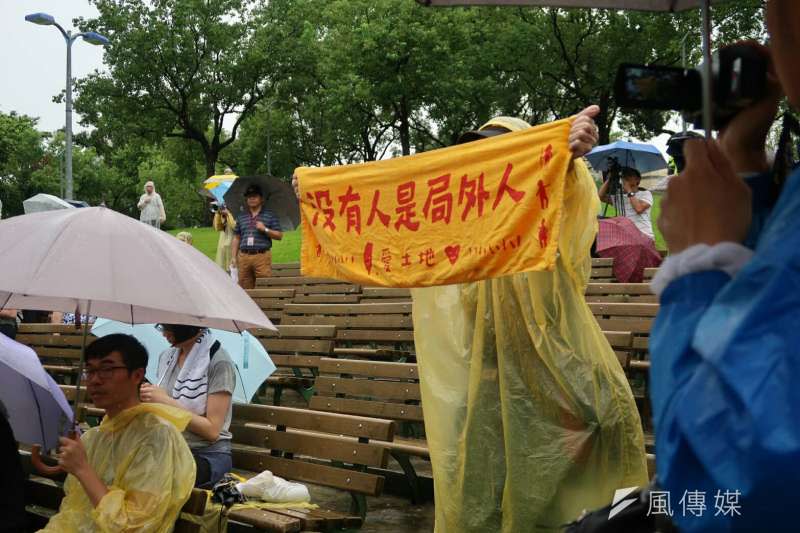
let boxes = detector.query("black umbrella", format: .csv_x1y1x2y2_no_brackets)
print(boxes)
223,176,301,231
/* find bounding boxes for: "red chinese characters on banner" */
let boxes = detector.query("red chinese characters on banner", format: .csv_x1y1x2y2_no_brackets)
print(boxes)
422,174,453,224
536,180,549,210
492,163,525,210
458,172,490,221
307,190,336,231
306,161,533,234
394,181,421,231
363,242,374,274
338,186,362,234
380,248,392,272
367,190,390,228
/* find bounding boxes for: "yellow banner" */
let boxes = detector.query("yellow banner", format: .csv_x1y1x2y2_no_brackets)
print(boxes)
297,118,573,287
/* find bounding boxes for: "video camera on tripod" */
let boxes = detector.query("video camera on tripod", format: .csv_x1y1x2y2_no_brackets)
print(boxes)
603,156,627,217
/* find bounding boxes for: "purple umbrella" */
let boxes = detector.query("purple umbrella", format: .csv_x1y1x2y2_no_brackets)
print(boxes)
0,333,74,450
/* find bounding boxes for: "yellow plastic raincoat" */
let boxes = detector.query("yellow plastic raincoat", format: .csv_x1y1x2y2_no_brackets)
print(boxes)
39,403,196,533
411,121,648,532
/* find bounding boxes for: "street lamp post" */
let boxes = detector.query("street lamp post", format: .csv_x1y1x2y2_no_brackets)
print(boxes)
25,13,109,201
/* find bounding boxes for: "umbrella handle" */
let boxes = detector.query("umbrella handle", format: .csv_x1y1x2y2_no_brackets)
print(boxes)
30,430,78,477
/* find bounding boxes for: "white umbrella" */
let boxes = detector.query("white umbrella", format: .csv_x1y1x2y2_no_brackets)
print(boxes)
0,207,275,473
23,193,75,214
0,207,274,332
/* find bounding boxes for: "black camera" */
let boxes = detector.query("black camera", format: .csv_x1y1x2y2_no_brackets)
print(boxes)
666,131,703,173
614,43,768,130
210,202,220,213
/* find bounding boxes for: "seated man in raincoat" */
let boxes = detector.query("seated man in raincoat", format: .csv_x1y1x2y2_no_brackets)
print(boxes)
651,3,800,530
41,334,195,533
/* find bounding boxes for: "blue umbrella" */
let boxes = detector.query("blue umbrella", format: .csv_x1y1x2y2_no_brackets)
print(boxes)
585,141,668,174
209,181,232,204
91,319,275,403
0,333,74,449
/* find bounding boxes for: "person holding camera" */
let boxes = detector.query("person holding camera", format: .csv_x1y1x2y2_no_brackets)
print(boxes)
650,2,800,531
212,204,236,273
598,166,655,240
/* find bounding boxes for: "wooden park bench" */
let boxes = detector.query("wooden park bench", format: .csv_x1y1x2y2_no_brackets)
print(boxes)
282,303,415,362
308,357,429,503
590,257,616,282
272,262,301,278
250,325,337,405
585,283,657,303
246,288,296,324
359,287,412,304
16,324,96,383
20,450,209,533
643,267,659,281
256,276,362,305
228,403,394,530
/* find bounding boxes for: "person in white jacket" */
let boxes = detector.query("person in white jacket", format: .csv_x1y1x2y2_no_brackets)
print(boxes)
138,180,166,229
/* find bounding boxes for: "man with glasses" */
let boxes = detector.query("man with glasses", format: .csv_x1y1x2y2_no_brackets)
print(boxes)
41,334,196,532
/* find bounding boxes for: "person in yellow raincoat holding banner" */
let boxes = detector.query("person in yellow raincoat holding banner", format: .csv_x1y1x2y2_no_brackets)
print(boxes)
409,108,648,531
293,106,648,531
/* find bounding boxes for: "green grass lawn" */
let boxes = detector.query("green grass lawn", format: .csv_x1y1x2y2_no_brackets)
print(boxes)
598,193,666,251
168,227,302,263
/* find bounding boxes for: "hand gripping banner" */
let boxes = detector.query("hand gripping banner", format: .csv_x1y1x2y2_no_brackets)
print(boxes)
296,118,573,287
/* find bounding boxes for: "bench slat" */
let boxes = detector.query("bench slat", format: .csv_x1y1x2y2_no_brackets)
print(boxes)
318,358,418,379
260,338,334,355
232,448,384,496
309,396,423,423
284,303,411,315
336,330,415,342
232,404,394,441
281,315,413,329
231,423,388,468
315,377,420,402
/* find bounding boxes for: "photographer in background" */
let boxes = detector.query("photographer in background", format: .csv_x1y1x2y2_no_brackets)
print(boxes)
598,166,655,240
212,203,236,273
650,1,800,531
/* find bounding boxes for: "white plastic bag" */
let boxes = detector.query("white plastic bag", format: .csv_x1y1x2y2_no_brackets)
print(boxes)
229,266,238,282
236,470,311,503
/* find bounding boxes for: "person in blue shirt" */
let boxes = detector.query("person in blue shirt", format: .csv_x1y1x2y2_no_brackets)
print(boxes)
230,184,283,289
651,2,800,530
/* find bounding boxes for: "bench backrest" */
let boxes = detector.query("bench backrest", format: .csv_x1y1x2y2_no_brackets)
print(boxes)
359,287,412,304
249,324,336,372
230,403,393,498
590,257,615,281
16,324,96,382
309,358,423,423
281,303,414,353
245,288,296,323
585,283,657,303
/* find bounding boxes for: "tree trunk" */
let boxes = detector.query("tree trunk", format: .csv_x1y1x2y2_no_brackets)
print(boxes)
205,151,217,178
398,98,411,156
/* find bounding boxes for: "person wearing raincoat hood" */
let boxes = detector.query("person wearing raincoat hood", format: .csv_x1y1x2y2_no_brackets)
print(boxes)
292,107,648,531
40,334,195,533
408,109,648,532
650,2,800,531
137,180,167,229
